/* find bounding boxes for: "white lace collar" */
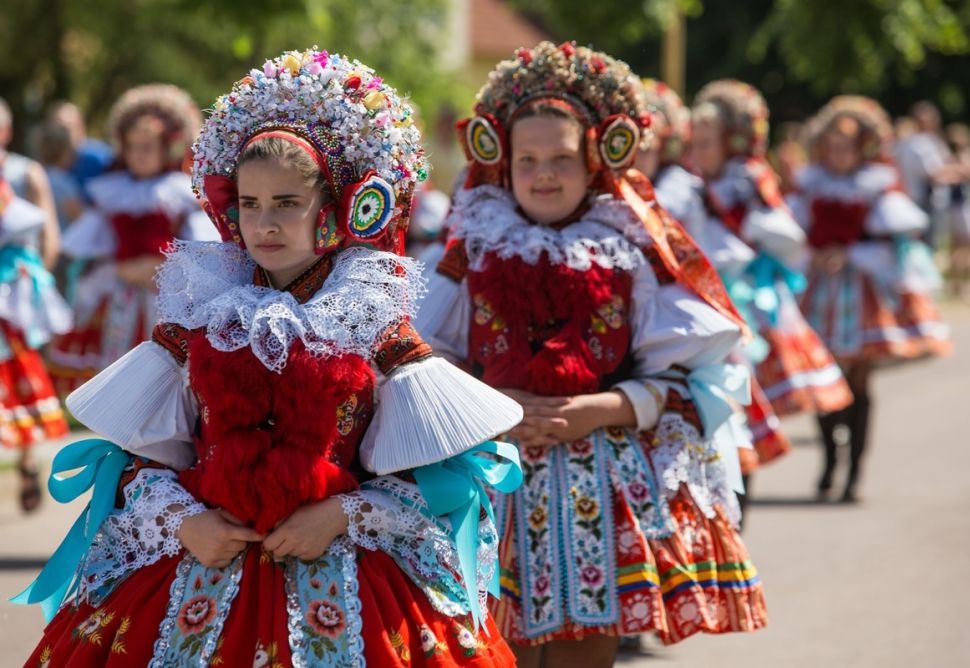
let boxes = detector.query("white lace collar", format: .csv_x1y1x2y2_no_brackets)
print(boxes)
156,241,426,372
446,185,649,272
796,163,898,203
87,171,200,218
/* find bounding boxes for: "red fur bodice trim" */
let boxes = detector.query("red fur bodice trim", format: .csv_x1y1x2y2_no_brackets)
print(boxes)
110,211,180,261
466,252,632,395
808,198,869,248
179,334,375,533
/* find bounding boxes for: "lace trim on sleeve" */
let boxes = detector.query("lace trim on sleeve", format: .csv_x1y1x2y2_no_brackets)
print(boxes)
78,467,206,606
339,475,497,618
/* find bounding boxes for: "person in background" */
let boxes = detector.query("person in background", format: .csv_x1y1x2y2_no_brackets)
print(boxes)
46,101,114,194
37,120,83,230
943,123,970,300
0,97,61,269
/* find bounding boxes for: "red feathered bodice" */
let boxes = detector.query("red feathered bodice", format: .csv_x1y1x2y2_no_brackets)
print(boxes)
109,210,181,261
180,334,374,533
807,198,870,248
465,251,632,396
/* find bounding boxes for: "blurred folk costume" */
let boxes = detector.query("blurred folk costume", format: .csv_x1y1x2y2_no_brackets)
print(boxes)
791,96,950,501
0,176,71,511
689,81,853,451
49,84,217,397
17,48,523,667
417,42,766,652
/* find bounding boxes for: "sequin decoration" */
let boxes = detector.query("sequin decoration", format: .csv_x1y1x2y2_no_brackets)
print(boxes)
599,115,639,170
344,172,396,240
466,116,503,165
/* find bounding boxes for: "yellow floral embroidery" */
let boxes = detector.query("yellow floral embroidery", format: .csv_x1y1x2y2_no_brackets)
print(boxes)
38,645,52,665
110,616,130,654
389,629,412,663
75,609,116,647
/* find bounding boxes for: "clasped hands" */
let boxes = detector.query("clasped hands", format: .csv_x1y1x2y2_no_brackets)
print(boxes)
501,388,636,448
176,496,348,568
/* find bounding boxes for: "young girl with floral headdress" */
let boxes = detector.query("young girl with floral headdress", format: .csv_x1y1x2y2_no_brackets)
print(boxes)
635,78,790,512
417,42,766,667
0,175,71,512
792,95,950,501
17,48,523,667
48,84,219,397
689,81,853,461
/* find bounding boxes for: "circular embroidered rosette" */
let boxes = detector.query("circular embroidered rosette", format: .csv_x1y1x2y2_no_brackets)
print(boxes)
693,79,770,158
343,170,396,240
192,48,427,240
638,78,690,162
806,95,893,161
107,83,202,165
465,41,652,173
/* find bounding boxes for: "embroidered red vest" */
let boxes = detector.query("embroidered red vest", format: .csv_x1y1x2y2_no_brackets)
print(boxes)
109,210,181,260
807,198,870,248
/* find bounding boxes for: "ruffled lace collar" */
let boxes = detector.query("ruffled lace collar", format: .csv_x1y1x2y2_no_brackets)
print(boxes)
796,163,898,202
446,185,649,272
156,241,426,372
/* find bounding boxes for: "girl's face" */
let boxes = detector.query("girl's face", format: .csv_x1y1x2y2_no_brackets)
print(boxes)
821,130,863,176
690,119,727,178
237,158,326,287
124,121,167,179
510,115,590,225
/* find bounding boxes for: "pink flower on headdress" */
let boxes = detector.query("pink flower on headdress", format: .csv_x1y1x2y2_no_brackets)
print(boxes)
366,77,383,90
314,51,329,68
263,61,278,78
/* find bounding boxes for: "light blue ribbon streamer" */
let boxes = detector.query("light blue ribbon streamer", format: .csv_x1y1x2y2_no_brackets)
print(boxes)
687,364,752,494
0,246,56,349
744,252,807,327
10,439,132,621
412,441,523,631
722,277,770,363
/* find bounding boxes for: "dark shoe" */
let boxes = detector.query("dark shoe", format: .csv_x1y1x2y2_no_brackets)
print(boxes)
18,464,42,513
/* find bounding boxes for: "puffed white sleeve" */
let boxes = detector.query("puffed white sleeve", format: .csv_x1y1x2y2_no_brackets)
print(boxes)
61,209,117,259
613,260,742,431
866,190,929,236
740,203,806,264
413,268,471,365
65,341,198,470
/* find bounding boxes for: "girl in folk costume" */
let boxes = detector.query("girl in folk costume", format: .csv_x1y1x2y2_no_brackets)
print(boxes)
49,84,219,397
633,78,782,506
0,177,71,511
17,48,524,667
416,42,766,667
792,96,950,502
689,81,852,458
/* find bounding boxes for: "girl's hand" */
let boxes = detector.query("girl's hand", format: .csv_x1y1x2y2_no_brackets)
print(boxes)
177,509,264,568
263,497,349,562
502,390,636,447
813,246,847,275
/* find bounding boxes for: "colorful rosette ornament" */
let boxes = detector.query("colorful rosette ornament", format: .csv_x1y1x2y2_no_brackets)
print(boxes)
191,47,427,255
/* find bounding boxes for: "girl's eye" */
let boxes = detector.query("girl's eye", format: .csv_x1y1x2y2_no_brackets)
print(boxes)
518,156,535,164
240,200,258,209
279,200,296,208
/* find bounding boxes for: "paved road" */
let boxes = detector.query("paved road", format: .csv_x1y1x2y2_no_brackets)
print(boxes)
1,303,968,667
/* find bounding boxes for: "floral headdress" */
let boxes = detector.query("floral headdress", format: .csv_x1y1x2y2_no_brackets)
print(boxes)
107,84,202,169
692,79,770,158
192,47,426,256
806,95,893,162
638,78,691,164
458,41,652,189
457,43,747,336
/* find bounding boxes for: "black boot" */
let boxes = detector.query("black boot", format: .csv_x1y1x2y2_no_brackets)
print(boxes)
737,474,752,532
842,394,871,503
816,409,848,498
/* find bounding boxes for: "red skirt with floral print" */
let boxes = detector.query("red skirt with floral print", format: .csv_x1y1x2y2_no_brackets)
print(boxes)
24,548,514,667
0,321,67,449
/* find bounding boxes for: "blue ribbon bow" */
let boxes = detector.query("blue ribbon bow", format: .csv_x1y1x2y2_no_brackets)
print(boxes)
0,246,56,349
11,439,132,621
412,441,522,631
687,363,752,494
744,251,807,327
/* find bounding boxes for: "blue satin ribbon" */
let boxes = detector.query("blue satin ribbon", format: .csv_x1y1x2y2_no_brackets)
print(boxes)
743,252,807,327
0,246,56,348
11,439,132,621
412,441,523,631
722,278,770,363
687,363,752,494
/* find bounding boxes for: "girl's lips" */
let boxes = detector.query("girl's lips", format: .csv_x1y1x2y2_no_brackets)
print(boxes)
255,244,285,252
532,187,561,196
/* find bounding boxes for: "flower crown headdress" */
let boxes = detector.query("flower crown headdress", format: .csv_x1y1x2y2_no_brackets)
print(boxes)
692,79,770,158
107,83,202,169
192,48,427,255
806,95,893,163
638,78,691,164
457,41,652,189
